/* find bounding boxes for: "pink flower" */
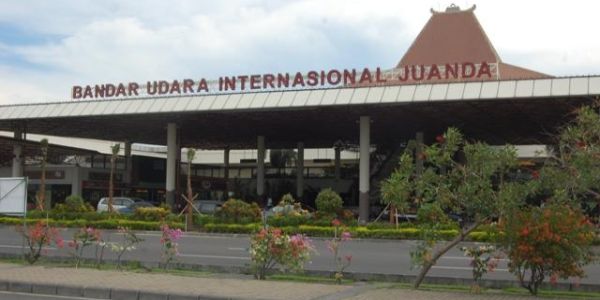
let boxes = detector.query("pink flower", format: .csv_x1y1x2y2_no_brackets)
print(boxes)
341,231,351,241
345,255,352,262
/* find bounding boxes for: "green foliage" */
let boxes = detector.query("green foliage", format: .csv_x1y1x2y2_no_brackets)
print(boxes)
315,188,343,214
279,193,295,206
0,217,182,230
499,204,595,295
416,203,451,225
53,195,94,213
216,199,262,223
132,207,170,222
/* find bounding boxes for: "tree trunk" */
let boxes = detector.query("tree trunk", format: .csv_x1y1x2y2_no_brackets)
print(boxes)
413,221,482,289
108,157,115,213
186,161,193,230
38,160,46,211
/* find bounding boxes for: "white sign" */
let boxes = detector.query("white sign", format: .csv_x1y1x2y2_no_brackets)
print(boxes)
0,178,27,216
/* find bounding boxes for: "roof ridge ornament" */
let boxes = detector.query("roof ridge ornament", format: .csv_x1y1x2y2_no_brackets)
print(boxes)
430,3,476,14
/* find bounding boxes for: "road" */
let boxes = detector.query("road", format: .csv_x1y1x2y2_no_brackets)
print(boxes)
0,226,598,284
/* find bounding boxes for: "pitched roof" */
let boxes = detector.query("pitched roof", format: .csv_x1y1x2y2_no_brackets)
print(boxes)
392,4,550,83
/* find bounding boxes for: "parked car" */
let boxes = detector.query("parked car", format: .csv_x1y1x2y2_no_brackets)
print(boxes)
96,197,147,212
118,201,155,214
193,200,224,214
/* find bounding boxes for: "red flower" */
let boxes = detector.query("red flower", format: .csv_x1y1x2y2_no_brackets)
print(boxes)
531,170,540,180
331,219,341,227
576,141,586,149
345,255,353,262
435,135,445,144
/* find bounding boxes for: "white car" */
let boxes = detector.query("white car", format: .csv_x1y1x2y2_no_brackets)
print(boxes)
97,197,144,212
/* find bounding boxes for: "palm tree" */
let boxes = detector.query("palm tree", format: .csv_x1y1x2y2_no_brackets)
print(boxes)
108,143,120,213
36,138,49,211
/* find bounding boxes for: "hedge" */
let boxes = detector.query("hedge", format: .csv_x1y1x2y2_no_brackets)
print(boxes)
0,217,184,230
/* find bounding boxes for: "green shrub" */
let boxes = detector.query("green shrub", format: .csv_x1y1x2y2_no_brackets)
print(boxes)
416,203,451,225
194,214,217,226
53,195,94,213
0,217,183,231
315,188,343,214
279,193,295,206
203,223,260,234
216,199,261,223
132,207,170,221
267,214,310,227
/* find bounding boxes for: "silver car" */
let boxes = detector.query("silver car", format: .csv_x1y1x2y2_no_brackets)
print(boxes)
97,197,144,212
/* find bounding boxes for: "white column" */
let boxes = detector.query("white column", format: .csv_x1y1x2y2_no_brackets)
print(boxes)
257,136,265,199
359,116,370,222
12,129,23,177
296,142,304,199
71,166,82,196
166,123,178,208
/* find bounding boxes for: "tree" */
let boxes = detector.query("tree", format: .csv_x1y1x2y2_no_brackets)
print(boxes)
498,105,600,295
36,138,49,211
534,105,600,214
108,143,120,213
183,148,199,230
381,128,526,288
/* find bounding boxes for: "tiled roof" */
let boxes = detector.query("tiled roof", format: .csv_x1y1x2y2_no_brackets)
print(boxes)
394,4,550,83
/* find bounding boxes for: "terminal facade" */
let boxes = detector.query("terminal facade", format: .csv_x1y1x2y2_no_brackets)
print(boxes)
0,5,599,221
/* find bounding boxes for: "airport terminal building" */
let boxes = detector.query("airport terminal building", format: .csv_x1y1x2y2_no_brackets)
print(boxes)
1,5,599,221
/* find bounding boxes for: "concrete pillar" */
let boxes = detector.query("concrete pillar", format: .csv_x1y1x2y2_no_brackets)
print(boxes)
224,147,230,200
359,116,370,222
71,167,82,196
296,142,304,199
334,146,341,191
416,132,424,176
12,129,24,177
123,142,132,185
257,136,265,200
166,123,179,208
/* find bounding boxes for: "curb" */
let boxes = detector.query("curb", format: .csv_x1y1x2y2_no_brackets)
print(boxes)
0,279,253,300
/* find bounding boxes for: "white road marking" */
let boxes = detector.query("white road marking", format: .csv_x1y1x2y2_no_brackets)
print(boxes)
441,256,509,262
179,253,249,260
0,244,56,250
432,265,508,272
227,247,247,251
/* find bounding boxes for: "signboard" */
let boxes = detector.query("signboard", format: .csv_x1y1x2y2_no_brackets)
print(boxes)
71,62,496,100
0,177,27,216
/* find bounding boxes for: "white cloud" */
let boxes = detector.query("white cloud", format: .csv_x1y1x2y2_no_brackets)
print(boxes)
0,0,599,104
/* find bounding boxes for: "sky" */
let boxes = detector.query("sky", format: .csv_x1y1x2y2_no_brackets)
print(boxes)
0,0,599,104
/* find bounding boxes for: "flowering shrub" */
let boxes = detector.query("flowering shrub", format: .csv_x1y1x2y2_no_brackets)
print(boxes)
328,219,352,284
16,221,63,264
107,227,144,270
216,199,262,223
160,223,183,269
460,244,499,292
249,227,313,279
500,204,595,295
68,227,102,268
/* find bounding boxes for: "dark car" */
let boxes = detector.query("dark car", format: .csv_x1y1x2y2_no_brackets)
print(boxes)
118,201,155,214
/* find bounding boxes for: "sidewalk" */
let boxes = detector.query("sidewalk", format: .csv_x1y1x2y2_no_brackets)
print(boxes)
0,263,562,300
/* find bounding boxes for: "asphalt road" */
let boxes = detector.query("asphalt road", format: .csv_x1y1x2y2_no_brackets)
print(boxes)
0,226,598,284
